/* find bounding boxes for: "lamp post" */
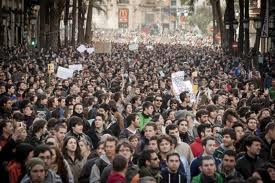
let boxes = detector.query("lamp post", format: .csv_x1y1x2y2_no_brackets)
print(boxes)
243,19,249,54
225,21,230,50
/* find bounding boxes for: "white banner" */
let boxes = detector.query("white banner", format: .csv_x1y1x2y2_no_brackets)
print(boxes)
77,45,87,53
87,48,95,54
69,64,83,71
129,43,139,51
146,45,154,50
56,66,74,79
261,0,269,38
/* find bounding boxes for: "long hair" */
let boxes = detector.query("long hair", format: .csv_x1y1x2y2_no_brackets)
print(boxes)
62,136,83,161
50,146,69,183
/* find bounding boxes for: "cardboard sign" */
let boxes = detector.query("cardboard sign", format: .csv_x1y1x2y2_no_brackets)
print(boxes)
47,64,54,74
129,43,139,51
95,42,112,54
69,64,83,71
77,45,86,53
56,66,74,79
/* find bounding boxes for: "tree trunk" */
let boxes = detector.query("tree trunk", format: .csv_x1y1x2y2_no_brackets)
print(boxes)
78,0,85,44
238,0,244,55
49,0,65,50
0,0,3,47
39,0,47,48
72,0,77,47
214,0,224,48
254,0,266,52
64,0,70,46
224,0,235,53
211,0,217,45
85,0,93,43
244,0,250,54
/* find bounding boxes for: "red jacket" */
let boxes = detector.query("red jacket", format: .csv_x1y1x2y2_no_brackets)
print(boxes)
190,137,203,157
107,171,127,183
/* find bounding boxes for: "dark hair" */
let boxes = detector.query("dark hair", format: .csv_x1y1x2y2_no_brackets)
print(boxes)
232,122,244,130
206,104,218,114
244,136,262,152
222,109,240,125
138,149,156,167
166,152,180,162
223,149,236,159
265,122,275,134
128,134,139,142
197,123,212,138
104,136,118,147
202,136,215,146
54,123,67,132
179,91,189,102
142,101,154,111
62,136,82,161
98,103,110,112
0,119,12,134
33,144,52,157
157,135,172,149
201,155,215,165
222,128,236,140
125,113,138,127
67,116,83,131
196,109,208,120
32,119,47,134
116,140,134,153
50,146,69,183
112,154,128,172
165,124,178,135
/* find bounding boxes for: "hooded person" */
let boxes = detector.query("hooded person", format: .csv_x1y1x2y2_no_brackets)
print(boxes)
0,143,34,183
20,158,62,183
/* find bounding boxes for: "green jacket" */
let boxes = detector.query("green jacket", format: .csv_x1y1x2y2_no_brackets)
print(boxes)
192,173,224,183
138,112,152,130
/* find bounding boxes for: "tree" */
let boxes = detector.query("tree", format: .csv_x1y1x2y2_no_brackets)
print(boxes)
72,0,77,47
78,0,86,44
238,0,244,55
85,0,106,43
64,0,70,46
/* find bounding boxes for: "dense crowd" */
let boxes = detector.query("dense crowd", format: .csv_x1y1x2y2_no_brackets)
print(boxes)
0,32,275,183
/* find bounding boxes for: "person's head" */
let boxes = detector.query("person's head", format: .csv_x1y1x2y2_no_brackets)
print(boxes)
126,113,139,128
206,104,218,119
142,101,154,116
148,136,158,152
0,96,12,110
266,162,275,181
79,138,92,157
197,123,213,139
54,124,67,143
221,150,236,172
222,109,239,128
138,176,157,183
0,119,13,136
232,122,245,141
265,122,275,140
33,145,52,168
246,176,263,183
166,152,181,173
222,128,236,148
247,117,258,132
245,136,262,157
32,119,47,136
128,134,139,149
138,149,160,169
104,136,118,160
50,146,65,167
73,103,83,114
144,123,157,139
202,136,216,155
112,154,128,174
200,156,217,177
15,143,34,164
153,95,163,108
157,135,173,154
165,124,179,138
94,113,105,129
177,119,189,134
62,136,82,160
45,136,59,148
180,91,190,103
96,141,105,156
196,109,209,124
68,116,83,134
26,158,47,183
116,140,134,161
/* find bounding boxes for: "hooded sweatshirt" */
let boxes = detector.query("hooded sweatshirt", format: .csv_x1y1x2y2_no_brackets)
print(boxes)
20,169,62,183
160,168,187,183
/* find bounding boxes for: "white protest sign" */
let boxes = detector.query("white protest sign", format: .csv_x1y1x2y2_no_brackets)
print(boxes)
56,66,74,79
146,45,154,50
69,64,83,71
129,43,139,51
87,48,95,54
77,45,86,53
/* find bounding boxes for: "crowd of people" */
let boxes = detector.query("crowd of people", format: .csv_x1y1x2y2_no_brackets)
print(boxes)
0,31,275,183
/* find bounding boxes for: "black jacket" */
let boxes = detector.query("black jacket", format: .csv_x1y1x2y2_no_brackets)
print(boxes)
79,157,99,183
236,153,264,179
85,128,112,149
160,168,187,183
